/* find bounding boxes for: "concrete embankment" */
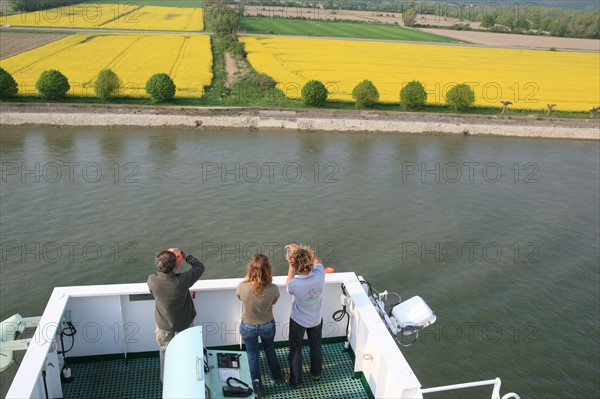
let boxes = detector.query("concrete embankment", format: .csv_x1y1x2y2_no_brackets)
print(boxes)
1,106,598,140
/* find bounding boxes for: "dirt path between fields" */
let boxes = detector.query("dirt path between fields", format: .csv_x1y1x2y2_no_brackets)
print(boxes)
224,52,239,89
224,51,252,88
418,28,600,51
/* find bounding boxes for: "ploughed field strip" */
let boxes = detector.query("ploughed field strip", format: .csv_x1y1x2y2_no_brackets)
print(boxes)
63,342,367,399
0,32,71,60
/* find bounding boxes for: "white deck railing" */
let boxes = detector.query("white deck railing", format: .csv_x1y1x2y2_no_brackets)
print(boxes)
421,377,521,399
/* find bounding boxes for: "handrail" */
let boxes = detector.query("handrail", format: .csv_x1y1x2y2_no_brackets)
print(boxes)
421,377,520,399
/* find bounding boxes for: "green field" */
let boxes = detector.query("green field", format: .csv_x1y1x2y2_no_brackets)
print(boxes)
239,16,462,42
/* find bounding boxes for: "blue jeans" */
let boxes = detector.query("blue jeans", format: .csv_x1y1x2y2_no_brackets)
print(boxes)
288,318,323,387
240,319,282,388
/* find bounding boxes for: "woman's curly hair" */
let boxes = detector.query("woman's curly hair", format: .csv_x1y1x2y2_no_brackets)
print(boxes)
245,254,273,296
287,245,315,274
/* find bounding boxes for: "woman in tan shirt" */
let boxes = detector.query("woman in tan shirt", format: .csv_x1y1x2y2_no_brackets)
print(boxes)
236,254,282,391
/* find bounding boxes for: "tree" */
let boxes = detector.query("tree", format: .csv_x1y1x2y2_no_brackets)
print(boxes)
0,67,18,99
301,80,328,107
403,8,417,27
515,17,530,32
501,16,515,31
550,20,569,36
531,15,543,31
205,2,240,37
36,70,70,101
445,83,476,111
145,73,176,103
94,68,121,100
9,0,79,12
541,17,553,31
480,15,496,28
352,80,379,108
400,80,427,110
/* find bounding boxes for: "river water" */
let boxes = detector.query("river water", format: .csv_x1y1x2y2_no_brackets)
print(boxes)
0,127,598,398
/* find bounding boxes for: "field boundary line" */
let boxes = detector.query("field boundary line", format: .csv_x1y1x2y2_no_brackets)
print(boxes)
272,52,305,79
98,4,142,28
8,35,84,74
254,39,304,79
183,8,195,30
169,36,189,79
105,35,144,71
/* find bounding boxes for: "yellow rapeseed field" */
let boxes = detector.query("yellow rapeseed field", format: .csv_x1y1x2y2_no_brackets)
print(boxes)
0,34,212,98
1,4,204,31
242,37,600,111
102,6,204,31
1,3,131,29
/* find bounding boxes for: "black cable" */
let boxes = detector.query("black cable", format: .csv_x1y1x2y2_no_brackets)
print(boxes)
332,283,351,347
59,333,65,356
333,283,349,323
58,320,77,383
42,370,49,399
63,321,77,337
332,306,350,345
57,322,77,355
332,307,346,322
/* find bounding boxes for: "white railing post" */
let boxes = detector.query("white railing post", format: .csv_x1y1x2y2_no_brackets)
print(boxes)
492,377,502,399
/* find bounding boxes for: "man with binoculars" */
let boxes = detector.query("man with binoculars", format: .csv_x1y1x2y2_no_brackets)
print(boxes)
148,247,205,383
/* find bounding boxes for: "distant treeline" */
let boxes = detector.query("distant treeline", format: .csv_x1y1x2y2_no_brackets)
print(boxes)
8,0,599,39
8,0,89,12
402,0,598,12
239,0,598,12
480,6,599,38
239,1,599,39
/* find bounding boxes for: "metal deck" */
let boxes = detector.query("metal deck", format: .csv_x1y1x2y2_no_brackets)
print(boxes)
63,342,368,399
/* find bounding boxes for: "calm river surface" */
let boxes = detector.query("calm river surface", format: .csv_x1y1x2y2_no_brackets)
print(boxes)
0,127,598,398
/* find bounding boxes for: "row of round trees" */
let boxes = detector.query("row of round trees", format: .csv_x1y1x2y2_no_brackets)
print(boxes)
2,66,477,111
301,79,476,111
0,67,177,103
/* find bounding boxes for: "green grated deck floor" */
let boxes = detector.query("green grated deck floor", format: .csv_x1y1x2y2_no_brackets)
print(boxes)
63,342,368,399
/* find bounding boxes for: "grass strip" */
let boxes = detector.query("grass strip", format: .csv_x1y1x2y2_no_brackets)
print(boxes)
239,16,463,43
